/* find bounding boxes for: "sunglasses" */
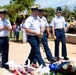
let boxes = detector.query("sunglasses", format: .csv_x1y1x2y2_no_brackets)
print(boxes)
38,10,44,12
57,11,61,13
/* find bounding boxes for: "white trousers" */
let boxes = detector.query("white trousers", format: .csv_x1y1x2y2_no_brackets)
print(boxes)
21,29,27,43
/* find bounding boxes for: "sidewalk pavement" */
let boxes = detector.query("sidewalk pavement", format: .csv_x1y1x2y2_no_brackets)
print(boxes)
0,40,76,67
9,41,76,65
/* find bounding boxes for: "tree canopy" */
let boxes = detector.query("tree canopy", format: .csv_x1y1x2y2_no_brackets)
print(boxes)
0,0,76,23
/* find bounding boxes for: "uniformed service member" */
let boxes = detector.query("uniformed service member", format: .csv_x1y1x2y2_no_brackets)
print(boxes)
24,6,46,67
51,7,69,61
38,7,56,63
0,9,13,69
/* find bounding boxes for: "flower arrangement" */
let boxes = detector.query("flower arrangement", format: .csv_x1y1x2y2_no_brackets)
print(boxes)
1,60,76,75
49,60,76,75
3,59,50,75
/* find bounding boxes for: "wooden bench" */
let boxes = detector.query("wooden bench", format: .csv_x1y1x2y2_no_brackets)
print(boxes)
66,33,76,44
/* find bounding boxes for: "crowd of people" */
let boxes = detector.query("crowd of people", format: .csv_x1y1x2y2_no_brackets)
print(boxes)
0,6,73,69
65,17,76,33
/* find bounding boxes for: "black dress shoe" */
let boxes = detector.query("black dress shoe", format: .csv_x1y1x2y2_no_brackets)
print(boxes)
55,57,60,61
2,65,9,69
64,57,69,60
32,59,37,64
50,59,56,64
57,57,60,61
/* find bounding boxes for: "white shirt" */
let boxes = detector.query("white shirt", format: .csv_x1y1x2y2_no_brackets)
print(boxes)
20,22,25,32
38,16,49,30
24,15,43,35
0,18,12,37
20,22,25,29
50,16,65,29
15,25,20,32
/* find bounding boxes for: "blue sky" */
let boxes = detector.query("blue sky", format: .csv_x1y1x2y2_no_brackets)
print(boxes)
0,0,76,9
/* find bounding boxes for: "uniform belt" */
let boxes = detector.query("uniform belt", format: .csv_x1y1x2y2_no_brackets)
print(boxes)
55,28,64,30
0,36,8,38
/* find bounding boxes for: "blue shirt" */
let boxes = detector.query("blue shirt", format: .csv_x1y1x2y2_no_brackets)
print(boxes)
0,18,12,37
38,16,49,31
50,16,65,29
24,15,43,35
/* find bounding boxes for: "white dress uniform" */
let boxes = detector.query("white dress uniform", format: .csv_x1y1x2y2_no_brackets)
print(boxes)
38,16,49,30
0,18,12,37
0,16,12,69
24,15,43,35
38,15,56,62
24,14,46,66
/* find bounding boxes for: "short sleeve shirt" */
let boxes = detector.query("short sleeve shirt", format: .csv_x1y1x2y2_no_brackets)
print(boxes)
0,18,12,37
38,16,49,30
24,15,43,35
50,16,65,29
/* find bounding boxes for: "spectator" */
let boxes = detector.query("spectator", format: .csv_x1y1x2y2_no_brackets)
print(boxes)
20,19,27,43
69,17,76,28
15,23,20,42
12,22,16,39
69,17,76,33
65,19,70,33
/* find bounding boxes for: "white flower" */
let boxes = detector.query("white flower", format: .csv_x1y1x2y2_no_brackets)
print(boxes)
62,64,68,70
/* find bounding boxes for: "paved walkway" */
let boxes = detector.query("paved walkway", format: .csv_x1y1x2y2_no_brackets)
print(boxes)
0,40,76,67
9,41,76,64
0,40,76,74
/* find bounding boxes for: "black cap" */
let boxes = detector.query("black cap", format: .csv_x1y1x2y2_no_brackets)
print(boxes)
0,9,7,14
56,7,62,11
38,7,44,11
30,6,39,10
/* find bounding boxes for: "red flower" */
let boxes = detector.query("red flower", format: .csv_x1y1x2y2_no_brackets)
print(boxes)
66,65,72,72
12,70,19,75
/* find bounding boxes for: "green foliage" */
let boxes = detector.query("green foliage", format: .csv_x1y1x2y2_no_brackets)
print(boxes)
62,6,71,19
73,7,76,19
44,7,55,22
1,0,76,23
1,0,36,23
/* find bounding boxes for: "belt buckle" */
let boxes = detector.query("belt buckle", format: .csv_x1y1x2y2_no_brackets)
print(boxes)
60,28,62,30
59,28,63,30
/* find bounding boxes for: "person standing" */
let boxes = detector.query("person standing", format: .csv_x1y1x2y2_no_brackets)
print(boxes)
20,19,27,43
0,9,13,69
14,23,20,42
24,6,46,67
38,7,55,63
12,22,20,42
12,22,16,40
50,7,69,61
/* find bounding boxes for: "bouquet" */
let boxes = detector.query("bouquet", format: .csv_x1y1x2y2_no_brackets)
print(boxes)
4,59,50,75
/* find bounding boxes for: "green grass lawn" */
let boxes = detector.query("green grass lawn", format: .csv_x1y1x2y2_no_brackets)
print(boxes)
8,31,23,42
8,31,54,43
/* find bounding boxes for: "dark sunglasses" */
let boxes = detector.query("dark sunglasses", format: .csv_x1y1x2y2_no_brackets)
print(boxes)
31,9,38,11
38,10,44,12
57,11,61,13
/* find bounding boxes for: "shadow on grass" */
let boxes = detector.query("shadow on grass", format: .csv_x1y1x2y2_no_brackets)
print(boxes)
0,60,2,67
9,39,23,44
